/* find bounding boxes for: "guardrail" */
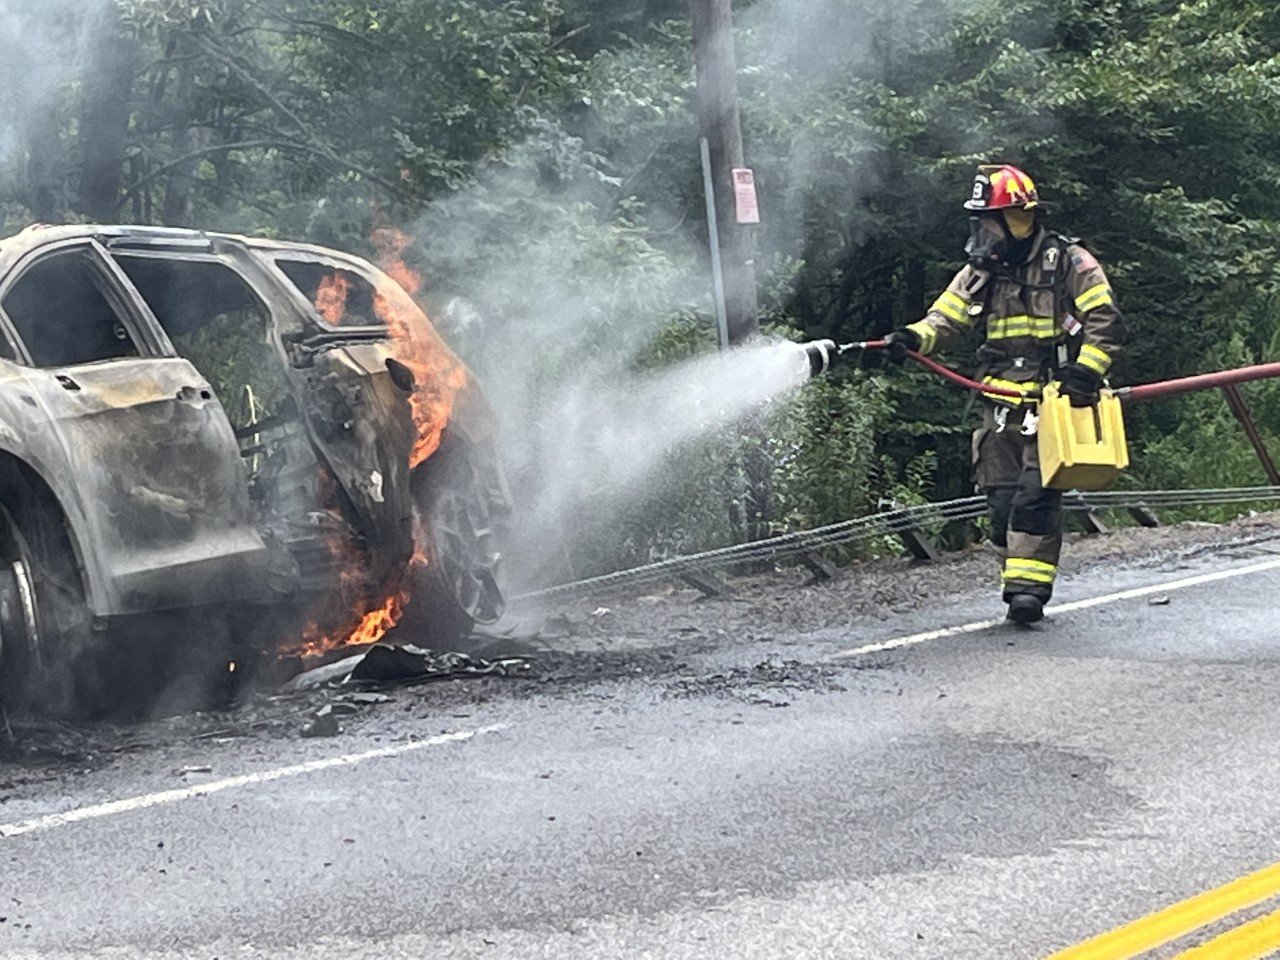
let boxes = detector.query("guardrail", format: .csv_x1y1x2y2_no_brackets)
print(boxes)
513,486,1280,603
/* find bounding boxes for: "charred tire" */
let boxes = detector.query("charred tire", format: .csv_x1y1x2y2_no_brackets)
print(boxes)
397,430,510,650
0,480,100,718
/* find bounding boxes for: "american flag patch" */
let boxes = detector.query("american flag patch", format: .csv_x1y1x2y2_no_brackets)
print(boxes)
1071,248,1100,272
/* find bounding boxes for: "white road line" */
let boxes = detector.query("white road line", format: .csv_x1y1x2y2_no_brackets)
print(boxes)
0,723,508,839
833,556,1280,660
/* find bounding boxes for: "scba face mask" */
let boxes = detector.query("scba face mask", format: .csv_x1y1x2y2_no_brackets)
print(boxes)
965,214,1013,265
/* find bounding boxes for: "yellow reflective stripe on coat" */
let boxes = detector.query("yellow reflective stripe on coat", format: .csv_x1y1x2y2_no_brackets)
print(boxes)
1002,558,1057,584
981,377,1038,404
1075,283,1113,314
986,315,1057,340
1077,343,1112,376
905,321,937,354
931,290,970,324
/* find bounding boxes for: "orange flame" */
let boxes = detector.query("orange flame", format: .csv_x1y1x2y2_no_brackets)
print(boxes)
370,224,421,296
291,550,428,661
370,221,469,469
314,272,352,325
296,593,404,661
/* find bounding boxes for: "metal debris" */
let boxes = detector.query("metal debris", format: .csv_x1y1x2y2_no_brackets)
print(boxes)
300,705,341,738
283,656,365,691
284,643,530,691
338,691,391,705
349,644,529,685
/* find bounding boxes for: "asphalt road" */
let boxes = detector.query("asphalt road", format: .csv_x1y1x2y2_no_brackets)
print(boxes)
5,537,1280,958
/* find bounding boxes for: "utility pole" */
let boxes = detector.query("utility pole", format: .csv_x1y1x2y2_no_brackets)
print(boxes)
691,0,759,346
691,0,771,540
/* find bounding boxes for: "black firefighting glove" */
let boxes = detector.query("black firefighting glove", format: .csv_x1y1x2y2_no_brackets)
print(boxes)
863,328,923,370
1057,362,1103,407
884,329,921,364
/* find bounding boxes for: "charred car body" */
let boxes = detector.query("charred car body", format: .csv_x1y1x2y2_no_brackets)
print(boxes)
0,224,509,713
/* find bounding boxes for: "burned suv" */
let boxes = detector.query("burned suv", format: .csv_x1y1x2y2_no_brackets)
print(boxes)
0,225,509,713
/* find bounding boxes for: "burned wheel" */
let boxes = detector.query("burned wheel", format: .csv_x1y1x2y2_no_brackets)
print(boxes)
0,481,98,717
0,559,38,686
397,431,510,649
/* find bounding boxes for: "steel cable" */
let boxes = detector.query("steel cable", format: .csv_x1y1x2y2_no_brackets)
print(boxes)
514,486,1280,602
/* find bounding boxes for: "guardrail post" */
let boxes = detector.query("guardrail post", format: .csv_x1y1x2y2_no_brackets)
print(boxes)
679,570,734,598
1221,384,1280,486
1126,504,1161,528
1065,497,1110,534
883,508,944,562
796,550,839,581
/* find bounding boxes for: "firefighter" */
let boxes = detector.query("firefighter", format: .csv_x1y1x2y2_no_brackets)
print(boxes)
881,164,1124,624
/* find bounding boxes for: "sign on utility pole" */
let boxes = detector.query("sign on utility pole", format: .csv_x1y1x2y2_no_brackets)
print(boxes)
691,0,759,349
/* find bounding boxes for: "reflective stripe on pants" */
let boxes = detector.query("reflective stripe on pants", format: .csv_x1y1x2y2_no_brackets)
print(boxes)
973,404,1063,602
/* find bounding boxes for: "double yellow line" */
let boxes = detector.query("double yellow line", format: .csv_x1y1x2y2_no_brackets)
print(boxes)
1048,860,1280,959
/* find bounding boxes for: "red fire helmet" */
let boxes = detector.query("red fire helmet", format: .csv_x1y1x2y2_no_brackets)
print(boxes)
964,164,1040,212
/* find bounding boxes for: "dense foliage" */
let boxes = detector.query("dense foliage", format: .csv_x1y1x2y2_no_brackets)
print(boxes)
3,0,1279,571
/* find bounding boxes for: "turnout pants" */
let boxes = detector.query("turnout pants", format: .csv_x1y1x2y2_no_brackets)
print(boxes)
973,403,1063,602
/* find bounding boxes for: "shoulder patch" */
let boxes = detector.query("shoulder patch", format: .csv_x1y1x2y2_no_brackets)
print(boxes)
1070,247,1100,272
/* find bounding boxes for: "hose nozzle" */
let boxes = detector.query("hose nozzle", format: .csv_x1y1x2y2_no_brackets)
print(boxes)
801,339,840,378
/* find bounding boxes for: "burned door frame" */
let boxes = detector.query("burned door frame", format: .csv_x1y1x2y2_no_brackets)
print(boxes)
268,251,391,336
105,247,293,431
230,245,422,581
0,238,166,365
0,238,272,617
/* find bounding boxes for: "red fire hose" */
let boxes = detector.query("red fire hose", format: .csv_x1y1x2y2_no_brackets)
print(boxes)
1116,363,1280,402
854,340,1280,403
857,339,1024,399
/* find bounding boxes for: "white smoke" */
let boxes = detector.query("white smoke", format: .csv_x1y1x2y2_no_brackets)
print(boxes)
0,0,110,162
403,0,991,585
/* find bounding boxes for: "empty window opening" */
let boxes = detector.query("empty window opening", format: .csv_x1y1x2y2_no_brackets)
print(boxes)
276,260,386,328
115,256,288,432
3,249,141,367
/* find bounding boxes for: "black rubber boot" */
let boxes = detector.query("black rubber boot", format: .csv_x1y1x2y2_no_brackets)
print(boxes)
1006,593,1045,625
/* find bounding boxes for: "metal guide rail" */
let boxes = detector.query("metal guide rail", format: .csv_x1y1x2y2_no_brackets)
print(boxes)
513,486,1280,603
